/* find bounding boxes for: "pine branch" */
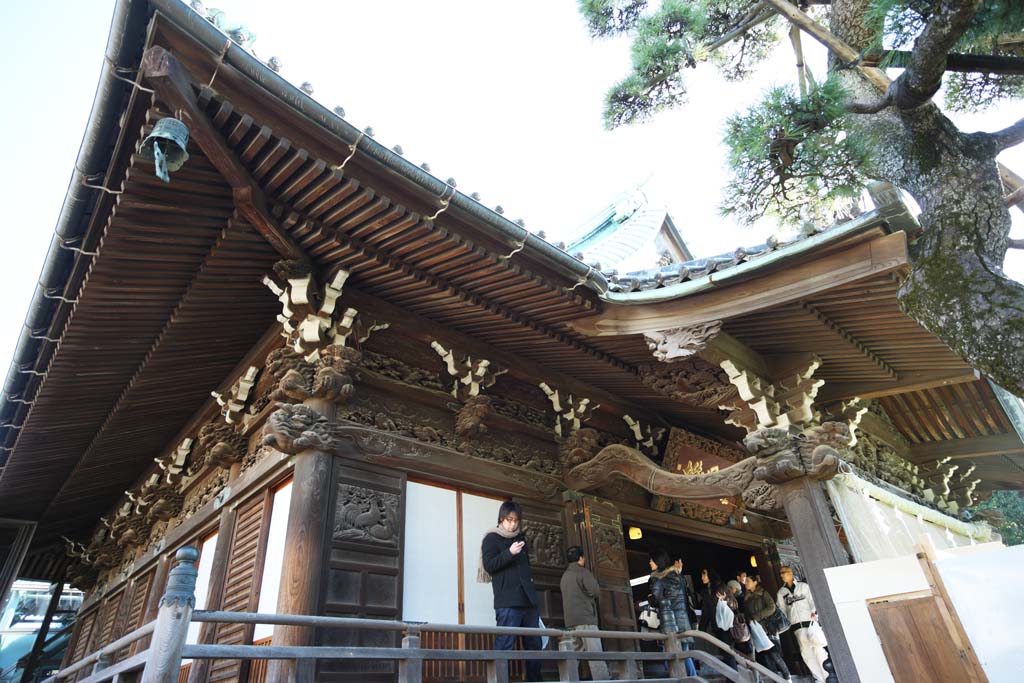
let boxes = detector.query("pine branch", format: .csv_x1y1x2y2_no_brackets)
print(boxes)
846,89,894,114
992,116,1024,152
894,0,984,110
705,2,772,53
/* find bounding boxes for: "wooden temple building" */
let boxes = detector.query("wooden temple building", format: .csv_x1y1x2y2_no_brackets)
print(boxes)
1,2,1022,682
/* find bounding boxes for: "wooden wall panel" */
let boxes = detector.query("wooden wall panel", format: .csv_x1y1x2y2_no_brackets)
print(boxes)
317,459,406,683
66,607,97,681
119,570,154,660
209,493,272,683
92,590,126,654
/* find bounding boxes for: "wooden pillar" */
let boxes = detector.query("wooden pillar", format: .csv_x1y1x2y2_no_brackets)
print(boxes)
265,397,335,683
141,546,199,683
778,476,859,683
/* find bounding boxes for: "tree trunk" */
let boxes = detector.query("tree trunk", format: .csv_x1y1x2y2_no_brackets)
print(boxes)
832,0,1024,395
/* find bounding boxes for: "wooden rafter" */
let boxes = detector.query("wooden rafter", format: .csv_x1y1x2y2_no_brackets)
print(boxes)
141,45,304,260
909,433,1024,462
815,369,978,403
801,301,898,378
337,288,666,427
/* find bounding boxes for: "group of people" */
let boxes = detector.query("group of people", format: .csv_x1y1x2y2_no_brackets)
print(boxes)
478,501,831,682
645,559,831,683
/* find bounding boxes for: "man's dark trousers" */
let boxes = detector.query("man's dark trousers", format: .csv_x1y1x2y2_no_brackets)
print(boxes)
494,606,542,681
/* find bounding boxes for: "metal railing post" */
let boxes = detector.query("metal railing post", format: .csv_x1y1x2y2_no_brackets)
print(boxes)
735,658,758,683
90,652,111,676
486,657,509,683
557,633,580,682
141,546,199,683
398,626,422,683
664,632,688,681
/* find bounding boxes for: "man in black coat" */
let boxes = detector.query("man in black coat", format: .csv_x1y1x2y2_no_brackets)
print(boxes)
480,500,541,681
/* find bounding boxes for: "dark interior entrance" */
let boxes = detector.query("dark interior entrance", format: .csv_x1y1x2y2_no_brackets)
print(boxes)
622,522,756,610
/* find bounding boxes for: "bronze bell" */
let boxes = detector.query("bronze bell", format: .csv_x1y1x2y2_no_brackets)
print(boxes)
140,117,190,182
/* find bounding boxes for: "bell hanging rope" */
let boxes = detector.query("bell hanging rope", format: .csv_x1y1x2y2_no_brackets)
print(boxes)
140,117,190,182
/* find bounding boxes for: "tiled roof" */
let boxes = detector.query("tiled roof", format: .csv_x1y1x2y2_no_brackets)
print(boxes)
602,213,879,294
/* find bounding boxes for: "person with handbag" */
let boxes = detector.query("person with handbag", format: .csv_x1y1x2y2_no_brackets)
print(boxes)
743,574,792,682
709,582,739,669
777,566,829,683
726,580,753,658
648,549,697,677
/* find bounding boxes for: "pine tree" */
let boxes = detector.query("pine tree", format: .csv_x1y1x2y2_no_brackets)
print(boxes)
580,0,1024,395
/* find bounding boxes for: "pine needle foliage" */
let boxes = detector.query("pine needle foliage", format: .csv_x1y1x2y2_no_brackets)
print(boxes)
580,0,650,37
721,79,869,224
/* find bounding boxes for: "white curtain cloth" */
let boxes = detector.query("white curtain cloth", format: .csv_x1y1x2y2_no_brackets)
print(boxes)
826,472,995,563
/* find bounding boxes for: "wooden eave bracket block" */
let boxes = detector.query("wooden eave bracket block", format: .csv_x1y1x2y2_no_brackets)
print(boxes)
622,414,665,457
720,355,824,432
212,365,261,424
539,382,599,438
430,341,507,400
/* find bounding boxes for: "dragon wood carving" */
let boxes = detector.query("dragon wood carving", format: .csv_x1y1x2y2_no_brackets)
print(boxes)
563,421,851,503
564,442,758,499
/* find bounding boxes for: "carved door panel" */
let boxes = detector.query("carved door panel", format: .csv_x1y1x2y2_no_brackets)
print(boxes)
563,497,637,650
318,459,406,683
517,500,569,629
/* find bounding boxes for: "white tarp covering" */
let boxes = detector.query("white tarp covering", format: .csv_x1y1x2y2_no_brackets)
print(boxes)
934,544,1024,682
826,471,993,562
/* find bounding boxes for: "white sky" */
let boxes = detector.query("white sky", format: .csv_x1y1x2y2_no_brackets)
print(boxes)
0,0,1021,371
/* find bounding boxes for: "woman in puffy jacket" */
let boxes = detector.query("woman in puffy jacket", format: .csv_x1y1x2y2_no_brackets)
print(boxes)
648,549,696,677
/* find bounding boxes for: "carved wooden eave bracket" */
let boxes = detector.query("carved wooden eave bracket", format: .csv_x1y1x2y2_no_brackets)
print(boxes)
211,365,261,425
263,259,387,406
156,438,193,485
622,415,665,456
644,320,723,362
262,403,563,498
430,341,507,400
196,420,248,471
430,341,507,437
539,382,599,438
821,398,869,446
720,354,824,433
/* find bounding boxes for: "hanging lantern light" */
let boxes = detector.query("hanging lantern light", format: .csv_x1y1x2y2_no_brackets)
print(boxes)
749,555,757,568
627,526,643,540
140,117,190,182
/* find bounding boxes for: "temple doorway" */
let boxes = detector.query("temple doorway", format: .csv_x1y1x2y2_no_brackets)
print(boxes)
621,523,759,614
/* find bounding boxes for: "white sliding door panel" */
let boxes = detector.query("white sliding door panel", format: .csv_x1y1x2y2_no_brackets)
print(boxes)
402,482,459,623
460,494,504,626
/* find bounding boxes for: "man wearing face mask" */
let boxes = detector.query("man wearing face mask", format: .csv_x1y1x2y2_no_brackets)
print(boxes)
479,500,542,681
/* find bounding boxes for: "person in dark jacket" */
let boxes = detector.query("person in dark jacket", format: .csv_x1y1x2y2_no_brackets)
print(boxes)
648,549,697,677
560,546,609,681
743,574,791,681
479,501,541,681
